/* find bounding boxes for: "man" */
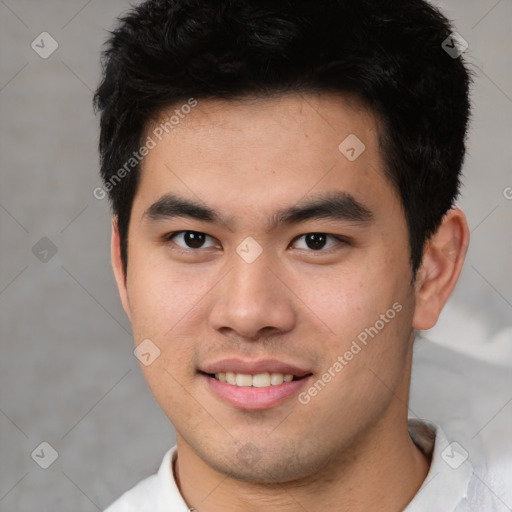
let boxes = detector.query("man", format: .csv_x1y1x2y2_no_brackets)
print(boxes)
94,0,510,510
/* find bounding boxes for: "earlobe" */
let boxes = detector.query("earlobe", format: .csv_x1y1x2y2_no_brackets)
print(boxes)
412,208,469,330
111,217,131,321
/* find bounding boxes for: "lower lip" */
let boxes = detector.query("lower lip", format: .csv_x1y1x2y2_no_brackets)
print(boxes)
202,374,312,410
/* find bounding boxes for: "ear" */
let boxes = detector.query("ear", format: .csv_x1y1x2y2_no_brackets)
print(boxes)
111,217,132,321
413,207,469,330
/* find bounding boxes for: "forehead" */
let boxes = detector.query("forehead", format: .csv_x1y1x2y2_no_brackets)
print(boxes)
135,93,401,227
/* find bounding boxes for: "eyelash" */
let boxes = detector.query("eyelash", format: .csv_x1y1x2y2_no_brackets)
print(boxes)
162,230,349,254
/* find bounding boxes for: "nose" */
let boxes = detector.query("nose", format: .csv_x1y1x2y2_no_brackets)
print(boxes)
208,251,296,340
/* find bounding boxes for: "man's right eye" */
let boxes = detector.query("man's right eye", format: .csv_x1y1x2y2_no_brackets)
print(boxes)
164,231,220,250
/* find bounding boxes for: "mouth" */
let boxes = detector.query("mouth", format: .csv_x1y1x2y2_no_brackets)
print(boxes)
198,360,313,410
201,371,309,387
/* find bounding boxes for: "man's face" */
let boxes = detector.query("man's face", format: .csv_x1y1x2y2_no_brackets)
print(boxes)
118,93,418,483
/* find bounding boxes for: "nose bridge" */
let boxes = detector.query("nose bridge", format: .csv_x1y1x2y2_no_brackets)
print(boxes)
209,248,296,338
231,252,272,302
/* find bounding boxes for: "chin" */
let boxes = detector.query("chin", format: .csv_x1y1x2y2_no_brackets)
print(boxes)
200,441,332,485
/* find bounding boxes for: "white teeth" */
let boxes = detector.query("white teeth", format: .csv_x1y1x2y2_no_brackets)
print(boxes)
252,373,270,387
236,373,253,387
213,372,295,387
270,373,284,385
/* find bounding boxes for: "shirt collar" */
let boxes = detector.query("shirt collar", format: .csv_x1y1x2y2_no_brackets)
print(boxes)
156,446,191,511
404,418,473,511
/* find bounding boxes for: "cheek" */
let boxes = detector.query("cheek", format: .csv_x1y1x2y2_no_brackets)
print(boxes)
125,253,205,338
125,257,210,378
287,261,397,344
292,257,413,393
139,357,199,429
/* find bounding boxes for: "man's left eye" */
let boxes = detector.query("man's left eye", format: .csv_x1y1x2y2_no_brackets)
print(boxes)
290,233,344,251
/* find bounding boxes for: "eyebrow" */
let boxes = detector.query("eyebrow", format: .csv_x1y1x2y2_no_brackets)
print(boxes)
142,191,374,231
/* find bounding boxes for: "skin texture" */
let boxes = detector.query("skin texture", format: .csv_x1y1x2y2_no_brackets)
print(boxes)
111,93,469,511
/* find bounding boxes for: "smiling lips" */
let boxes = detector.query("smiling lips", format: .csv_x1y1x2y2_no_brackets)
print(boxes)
200,358,313,409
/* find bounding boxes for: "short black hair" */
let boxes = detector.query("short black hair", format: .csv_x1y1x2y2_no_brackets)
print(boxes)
93,0,472,279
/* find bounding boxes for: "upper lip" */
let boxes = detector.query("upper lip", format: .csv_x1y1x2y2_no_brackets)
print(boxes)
200,358,312,377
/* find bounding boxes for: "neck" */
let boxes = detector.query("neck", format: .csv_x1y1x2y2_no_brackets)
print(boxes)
173,414,430,512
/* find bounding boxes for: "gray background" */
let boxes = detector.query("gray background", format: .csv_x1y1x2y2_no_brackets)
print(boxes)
0,0,511,510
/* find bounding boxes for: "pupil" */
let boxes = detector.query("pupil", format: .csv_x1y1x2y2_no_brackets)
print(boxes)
306,233,326,250
185,231,205,249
